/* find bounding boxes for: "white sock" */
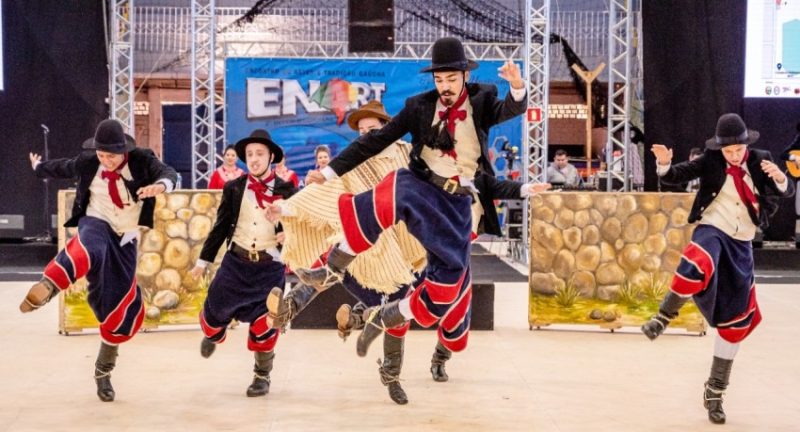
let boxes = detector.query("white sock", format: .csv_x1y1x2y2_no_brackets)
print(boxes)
398,297,415,320
338,238,356,256
714,333,740,360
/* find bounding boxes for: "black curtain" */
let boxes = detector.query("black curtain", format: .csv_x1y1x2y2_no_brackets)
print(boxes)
643,0,800,240
0,1,108,238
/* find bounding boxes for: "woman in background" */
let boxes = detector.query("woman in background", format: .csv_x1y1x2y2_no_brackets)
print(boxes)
208,145,245,189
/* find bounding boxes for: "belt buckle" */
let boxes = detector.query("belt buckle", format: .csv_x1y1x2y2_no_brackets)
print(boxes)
443,178,459,194
248,249,260,262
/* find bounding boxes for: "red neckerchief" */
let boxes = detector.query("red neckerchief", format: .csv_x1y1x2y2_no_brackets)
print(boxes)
724,150,759,217
247,171,278,209
100,153,129,209
436,88,468,160
438,87,468,136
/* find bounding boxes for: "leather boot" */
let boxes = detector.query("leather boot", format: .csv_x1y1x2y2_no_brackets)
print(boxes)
641,291,689,340
94,342,118,402
356,300,407,357
267,283,324,331
200,337,216,358
704,356,733,424
335,302,366,340
379,334,408,405
246,351,275,397
430,341,452,382
19,278,58,313
294,247,355,291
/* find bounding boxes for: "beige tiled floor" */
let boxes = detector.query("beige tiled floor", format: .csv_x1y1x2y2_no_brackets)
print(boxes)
0,280,797,432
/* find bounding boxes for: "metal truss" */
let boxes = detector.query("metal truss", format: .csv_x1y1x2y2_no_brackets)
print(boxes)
219,40,522,61
604,0,633,191
518,0,551,263
110,0,134,132
190,0,221,188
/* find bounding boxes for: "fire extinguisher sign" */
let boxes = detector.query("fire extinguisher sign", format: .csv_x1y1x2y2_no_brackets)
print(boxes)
527,107,542,122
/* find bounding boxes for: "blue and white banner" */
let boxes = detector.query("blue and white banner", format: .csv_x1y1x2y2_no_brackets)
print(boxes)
225,57,524,179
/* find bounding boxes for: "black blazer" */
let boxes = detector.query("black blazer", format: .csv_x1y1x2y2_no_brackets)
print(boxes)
199,175,296,263
659,148,794,230
474,173,522,236
329,82,526,178
329,82,526,235
35,148,178,228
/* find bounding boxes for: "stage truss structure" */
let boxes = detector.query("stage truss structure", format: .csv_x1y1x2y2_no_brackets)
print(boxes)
164,1,637,264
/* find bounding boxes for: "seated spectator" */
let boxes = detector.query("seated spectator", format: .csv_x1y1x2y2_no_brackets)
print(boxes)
546,149,580,187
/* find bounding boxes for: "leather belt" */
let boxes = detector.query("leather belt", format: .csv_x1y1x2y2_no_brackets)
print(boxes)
428,173,472,196
230,243,273,263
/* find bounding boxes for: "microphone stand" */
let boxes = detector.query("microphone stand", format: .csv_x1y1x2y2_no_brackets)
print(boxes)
30,125,53,243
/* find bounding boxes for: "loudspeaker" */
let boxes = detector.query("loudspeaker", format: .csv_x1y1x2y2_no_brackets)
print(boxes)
507,225,523,240
348,0,394,53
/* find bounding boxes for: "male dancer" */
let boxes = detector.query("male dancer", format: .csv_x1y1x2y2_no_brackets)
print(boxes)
644,113,793,424
268,99,546,404
21,119,177,402
189,129,295,397
295,36,528,360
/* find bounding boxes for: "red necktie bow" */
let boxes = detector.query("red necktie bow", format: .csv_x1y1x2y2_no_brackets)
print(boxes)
100,154,129,209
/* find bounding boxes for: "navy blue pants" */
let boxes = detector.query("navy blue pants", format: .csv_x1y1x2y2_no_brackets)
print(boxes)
200,252,285,352
338,169,474,351
43,216,143,345
671,224,761,342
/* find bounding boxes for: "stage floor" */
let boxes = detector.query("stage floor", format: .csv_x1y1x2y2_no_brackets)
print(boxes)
0,280,797,432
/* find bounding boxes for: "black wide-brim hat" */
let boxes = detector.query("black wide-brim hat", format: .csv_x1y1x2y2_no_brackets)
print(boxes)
705,113,760,150
234,129,284,164
420,37,479,73
81,119,136,154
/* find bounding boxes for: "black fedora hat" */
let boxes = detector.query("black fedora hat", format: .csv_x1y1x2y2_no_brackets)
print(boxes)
420,37,479,73
234,129,283,164
82,119,136,154
705,113,760,150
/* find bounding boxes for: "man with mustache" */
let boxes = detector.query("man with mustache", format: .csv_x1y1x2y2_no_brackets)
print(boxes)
297,37,528,360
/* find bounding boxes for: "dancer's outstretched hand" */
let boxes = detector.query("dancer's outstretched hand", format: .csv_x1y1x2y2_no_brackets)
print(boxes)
651,144,673,166
498,60,524,89
29,153,42,170
305,170,326,185
189,265,205,280
264,203,282,223
761,159,787,184
137,183,167,198
527,183,552,194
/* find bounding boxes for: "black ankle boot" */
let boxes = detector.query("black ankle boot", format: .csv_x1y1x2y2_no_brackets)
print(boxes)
267,283,323,330
200,337,216,358
295,247,355,291
642,291,689,340
356,301,407,357
379,334,408,405
94,342,118,402
704,356,733,424
430,341,452,382
336,302,366,340
247,351,275,397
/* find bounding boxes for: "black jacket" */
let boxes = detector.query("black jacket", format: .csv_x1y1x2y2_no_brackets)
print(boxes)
330,83,526,177
199,175,296,263
328,82,526,235
474,173,522,236
659,148,794,230
35,148,178,228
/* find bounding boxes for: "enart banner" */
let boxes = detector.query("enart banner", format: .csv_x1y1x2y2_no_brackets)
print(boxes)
225,57,523,180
